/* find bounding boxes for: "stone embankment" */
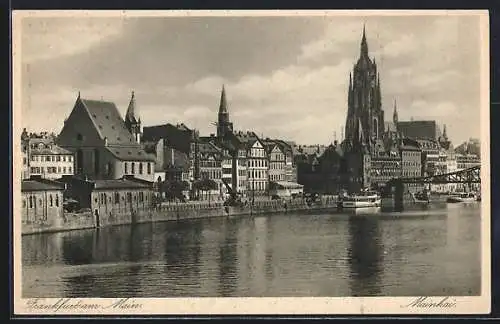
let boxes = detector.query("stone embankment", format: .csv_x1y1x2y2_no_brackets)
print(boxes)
22,196,339,235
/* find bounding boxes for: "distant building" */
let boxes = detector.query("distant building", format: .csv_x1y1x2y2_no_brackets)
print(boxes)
235,131,268,196
21,176,65,228
397,120,440,141
143,123,200,187
23,137,75,180
58,175,154,226
263,139,286,183
198,138,224,200
57,93,156,182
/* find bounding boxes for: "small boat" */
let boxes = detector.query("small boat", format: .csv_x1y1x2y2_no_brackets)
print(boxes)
446,192,477,203
342,191,381,209
411,191,430,204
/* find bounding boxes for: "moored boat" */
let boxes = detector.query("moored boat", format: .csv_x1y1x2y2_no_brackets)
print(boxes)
446,192,477,203
342,191,381,209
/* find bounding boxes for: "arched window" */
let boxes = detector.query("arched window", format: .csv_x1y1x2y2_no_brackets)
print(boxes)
139,163,143,175
29,196,33,208
131,162,135,174
49,194,53,207
147,163,151,174
55,194,59,207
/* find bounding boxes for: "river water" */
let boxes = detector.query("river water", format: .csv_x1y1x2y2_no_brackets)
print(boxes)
22,203,481,297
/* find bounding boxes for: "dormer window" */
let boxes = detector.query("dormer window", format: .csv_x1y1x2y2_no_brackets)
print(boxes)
77,133,83,141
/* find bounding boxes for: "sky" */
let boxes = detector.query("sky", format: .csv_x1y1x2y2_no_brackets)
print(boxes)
18,12,483,146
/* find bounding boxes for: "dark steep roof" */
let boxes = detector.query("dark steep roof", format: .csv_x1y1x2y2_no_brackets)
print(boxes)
142,124,194,154
397,120,438,141
79,98,138,146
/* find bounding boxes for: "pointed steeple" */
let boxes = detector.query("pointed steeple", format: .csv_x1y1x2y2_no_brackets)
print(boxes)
124,91,141,144
78,91,81,99
393,99,398,125
126,91,139,123
360,24,369,57
219,84,228,115
443,124,448,138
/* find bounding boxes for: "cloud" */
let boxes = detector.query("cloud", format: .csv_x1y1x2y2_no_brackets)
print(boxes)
20,17,125,63
18,14,483,146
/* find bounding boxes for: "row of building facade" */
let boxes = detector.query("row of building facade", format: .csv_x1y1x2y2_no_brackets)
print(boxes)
21,26,482,228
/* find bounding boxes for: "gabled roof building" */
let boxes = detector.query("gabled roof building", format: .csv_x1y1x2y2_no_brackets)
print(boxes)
57,93,156,182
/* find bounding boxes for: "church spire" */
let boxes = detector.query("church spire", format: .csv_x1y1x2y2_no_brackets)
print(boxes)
125,91,141,144
443,124,448,139
393,99,398,124
125,91,139,123
360,24,369,57
217,84,233,138
219,84,228,115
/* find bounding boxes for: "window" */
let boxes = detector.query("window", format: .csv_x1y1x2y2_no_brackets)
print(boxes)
127,192,132,202
124,163,128,174
77,133,83,141
68,167,72,173
23,157,26,165
63,167,66,173
139,163,143,175
55,195,59,207
22,199,26,208
115,192,120,204
139,192,144,202
62,156,66,162
147,162,151,174
57,156,61,162
49,195,53,207
131,162,135,174
29,196,33,208
58,167,61,173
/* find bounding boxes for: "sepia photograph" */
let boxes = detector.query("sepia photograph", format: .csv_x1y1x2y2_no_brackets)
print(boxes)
12,10,490,315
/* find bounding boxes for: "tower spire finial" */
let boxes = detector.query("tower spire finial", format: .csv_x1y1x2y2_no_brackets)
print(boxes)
78,91,81,99
219,84,228,115
360,23,369,57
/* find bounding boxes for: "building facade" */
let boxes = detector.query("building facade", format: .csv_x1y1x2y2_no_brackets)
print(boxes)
21,177,65,228
26,138,75,180
57,94,156,182
59,176,154,226
264,141,286,183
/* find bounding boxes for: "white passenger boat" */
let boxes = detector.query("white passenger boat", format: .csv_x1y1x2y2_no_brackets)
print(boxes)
342,192,381,209
446,192,477,203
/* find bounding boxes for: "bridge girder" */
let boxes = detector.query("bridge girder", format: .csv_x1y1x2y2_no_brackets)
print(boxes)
386,166,480,186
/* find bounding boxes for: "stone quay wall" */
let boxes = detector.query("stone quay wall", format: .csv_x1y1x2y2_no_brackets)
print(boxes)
21,196,339,235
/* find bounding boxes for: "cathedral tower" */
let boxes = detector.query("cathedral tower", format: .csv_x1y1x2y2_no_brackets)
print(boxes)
344,26,385,151
124,91,142,144
217,85,234,138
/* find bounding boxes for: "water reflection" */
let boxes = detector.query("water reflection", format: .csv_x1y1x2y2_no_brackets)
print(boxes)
22,206,482,297
347,217,383,296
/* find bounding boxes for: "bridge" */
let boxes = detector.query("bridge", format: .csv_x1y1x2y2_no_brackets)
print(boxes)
384,166,481,211
386,165,481,186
